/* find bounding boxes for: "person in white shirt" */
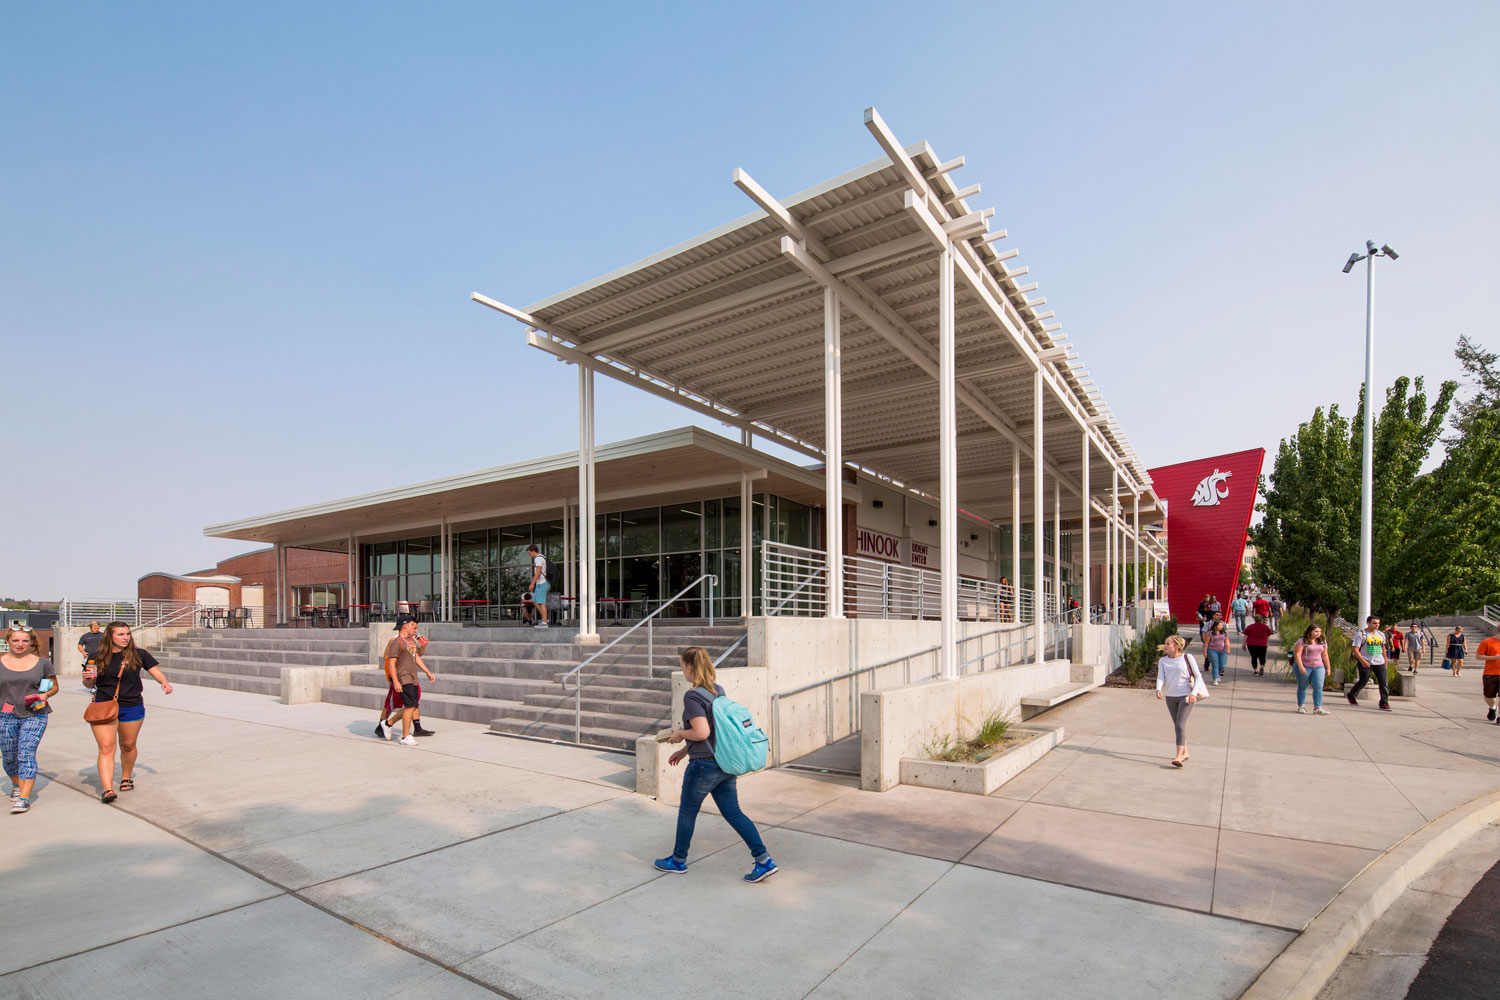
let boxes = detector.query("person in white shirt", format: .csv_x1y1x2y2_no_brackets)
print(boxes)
1155,634,1206,768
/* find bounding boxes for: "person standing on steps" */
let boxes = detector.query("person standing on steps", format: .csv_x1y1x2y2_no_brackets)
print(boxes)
1292,623,1331,715
1230,594,1249,634
2,626,57,814
1446,625,1467,677
1201,620,1230,685
1243,614,1273,676
375,618,432,740
85,622,172,803
1405,622,1425,672
1476,624,1500,722
1347,615,1392,711
383,614,435,746
655,646,778,884
1155,635,1204,767
526,544,556,629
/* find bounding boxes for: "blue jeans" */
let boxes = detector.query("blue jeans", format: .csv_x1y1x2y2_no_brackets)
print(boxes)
674,758,767,863
1297,666,1326,708
1233,612,1246,633
1205,648,1228,682
0,712,49,781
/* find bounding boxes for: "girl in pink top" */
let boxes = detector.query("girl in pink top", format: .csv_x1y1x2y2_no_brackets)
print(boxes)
1293,624,1330,714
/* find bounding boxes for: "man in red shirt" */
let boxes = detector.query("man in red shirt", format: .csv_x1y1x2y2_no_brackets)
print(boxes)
1243,614,1274,675
1252,595,1272,618
1477,625,1500,723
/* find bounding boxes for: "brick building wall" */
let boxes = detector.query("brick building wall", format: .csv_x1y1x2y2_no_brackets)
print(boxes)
139,547,348,616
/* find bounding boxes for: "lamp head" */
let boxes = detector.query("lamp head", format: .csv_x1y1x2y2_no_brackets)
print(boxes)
1366,240,1379,255
1342,253,1363,274
1381,244,1399,260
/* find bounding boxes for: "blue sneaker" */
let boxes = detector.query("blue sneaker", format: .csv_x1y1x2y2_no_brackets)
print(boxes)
744,857,778,883
654,856,687,874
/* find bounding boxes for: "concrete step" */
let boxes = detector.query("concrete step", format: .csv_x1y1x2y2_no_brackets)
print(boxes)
158,656,292,680
486,716,645,753
415,639,746,662
521,693,669,720
164,636,368,654
321,686,528,727
169,669,282,697
497,703,671,732
1020,682,1094,718
345,669,671,705
161,645,369,667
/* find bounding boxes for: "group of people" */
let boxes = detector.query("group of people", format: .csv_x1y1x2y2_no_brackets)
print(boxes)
2,620,175,814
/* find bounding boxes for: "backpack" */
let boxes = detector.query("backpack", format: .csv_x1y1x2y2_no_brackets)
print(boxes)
543,556,560,587
692,685,768,775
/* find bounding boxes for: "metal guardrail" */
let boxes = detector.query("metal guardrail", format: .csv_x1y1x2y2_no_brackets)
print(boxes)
559,573,717,743
763,541,1039,623
60,599,219,628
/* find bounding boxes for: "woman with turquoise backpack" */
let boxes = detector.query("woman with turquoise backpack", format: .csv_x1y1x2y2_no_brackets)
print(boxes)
655,646,778,883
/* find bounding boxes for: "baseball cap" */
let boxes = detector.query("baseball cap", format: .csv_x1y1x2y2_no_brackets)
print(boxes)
393,613,418,630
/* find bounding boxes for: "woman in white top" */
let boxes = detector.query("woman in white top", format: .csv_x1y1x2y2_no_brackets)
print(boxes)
1155,634,1205,767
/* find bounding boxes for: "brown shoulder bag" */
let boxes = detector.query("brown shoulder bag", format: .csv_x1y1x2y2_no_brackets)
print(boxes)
84,659,121,724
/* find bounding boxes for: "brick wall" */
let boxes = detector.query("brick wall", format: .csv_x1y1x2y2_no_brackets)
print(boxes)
138,547,348,615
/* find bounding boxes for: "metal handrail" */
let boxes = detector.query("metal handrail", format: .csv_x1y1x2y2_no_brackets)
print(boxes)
559,573,717,743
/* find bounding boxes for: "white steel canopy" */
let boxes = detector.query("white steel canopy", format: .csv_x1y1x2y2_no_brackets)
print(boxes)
475,108,1165,660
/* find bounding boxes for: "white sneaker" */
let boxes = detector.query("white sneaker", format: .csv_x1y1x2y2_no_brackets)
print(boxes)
1314,708,1330,715
7,786,18,802
399,735,418,746
1296,707,1307,714
534,622,549,629
1213,680,1220,686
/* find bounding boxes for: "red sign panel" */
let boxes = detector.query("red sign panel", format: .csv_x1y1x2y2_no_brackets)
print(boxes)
1148,448,1265,626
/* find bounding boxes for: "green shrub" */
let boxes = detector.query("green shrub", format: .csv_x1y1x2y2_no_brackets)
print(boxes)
974,706,1014,746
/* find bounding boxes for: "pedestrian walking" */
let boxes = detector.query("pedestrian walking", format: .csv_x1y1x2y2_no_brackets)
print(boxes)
1268,595,1284,631
1405,622,1425,672
1292,624,1331,715
1252,593,1271,619
1385,622,1404,668
1197,595,1212,640
655,647,778,883
1201,620,1231,685
1231,595,1249,634
84,621,173,803
1243,614,1273,676
1208,595,1222,621
525,544,556,629
2,626,57,814
75,621,104,665
1347,615,1392,711
1476,625,1500,723
382,614,436,746
1155,635,1205,767
374,618,432,740
1445,626,1467,677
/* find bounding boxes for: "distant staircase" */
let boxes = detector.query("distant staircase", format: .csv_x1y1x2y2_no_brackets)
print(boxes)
156,628,370,697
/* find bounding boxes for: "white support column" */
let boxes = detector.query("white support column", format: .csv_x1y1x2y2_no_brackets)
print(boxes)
439,519,448,622
1110,470,1122,626
1011,444,1021,623
938,246,958,677
563,501,573,600
1032,369,1045,658
275,544,285,625
346,533,354,624
1053,479,1062,620
824,286,845,619
1081,438,1091,620
578,366,599,643
1133,495,1141,621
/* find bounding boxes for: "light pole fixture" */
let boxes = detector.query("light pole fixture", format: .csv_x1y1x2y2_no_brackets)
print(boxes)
1343,239,1398,624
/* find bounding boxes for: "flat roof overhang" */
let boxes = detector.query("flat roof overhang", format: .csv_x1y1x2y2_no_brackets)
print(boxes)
204,426,858,549
472,108,1161,538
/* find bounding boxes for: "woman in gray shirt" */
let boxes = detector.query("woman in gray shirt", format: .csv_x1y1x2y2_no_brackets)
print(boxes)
1,626,57,814
1155,634,1205,768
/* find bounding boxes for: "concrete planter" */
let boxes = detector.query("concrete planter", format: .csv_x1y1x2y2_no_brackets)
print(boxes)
899,725,1064,795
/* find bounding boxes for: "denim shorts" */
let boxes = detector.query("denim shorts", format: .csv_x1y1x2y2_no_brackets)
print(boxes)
117,703,145,723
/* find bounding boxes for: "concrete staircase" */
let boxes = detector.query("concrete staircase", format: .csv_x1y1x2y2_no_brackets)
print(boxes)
156,628,371,697
320,622,748,752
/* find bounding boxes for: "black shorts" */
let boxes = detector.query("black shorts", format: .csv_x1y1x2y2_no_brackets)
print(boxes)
401,683,421,708
1484,675,1499,699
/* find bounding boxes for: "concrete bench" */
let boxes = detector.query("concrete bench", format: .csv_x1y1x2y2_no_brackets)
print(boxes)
1020,682,1094,719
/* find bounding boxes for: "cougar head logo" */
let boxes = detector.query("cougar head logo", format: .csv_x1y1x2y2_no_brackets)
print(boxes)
1191,470,1232,507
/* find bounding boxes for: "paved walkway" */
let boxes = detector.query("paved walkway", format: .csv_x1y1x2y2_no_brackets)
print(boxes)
4,639,1498,999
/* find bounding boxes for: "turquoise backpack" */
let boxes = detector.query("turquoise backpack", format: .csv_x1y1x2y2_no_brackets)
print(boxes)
692,686,769,775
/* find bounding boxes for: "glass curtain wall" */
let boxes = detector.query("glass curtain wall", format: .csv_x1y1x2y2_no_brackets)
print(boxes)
364,537,444,615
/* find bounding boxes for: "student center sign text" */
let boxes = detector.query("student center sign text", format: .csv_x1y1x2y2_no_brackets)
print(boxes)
857,527,938,570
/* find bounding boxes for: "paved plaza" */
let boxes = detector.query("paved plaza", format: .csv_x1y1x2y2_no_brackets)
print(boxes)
5,639,1499,999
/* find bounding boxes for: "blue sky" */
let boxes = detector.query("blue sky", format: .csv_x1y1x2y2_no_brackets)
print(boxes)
5,1,1497,597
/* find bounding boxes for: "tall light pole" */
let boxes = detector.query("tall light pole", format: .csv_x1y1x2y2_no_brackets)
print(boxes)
1343,240,1399,624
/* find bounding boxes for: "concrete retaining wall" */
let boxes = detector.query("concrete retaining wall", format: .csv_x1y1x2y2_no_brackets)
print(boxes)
52,625,192,678
281,665,356,705
859,658,1075,792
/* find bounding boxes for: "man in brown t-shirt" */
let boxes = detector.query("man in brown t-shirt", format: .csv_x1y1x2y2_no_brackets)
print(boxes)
384,614,435,745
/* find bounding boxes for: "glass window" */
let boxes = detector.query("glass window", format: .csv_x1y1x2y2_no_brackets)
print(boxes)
705,499,721,550
498,524,532,568
407,537,434,574
457,530,491,572
722,495,741,547
533,519,564,562
372,542,398,577
620,508,659,556
621,555,660,604
662,503,702,553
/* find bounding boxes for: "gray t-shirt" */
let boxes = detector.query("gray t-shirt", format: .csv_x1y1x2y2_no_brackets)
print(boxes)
0,657,55,718
79,631,103,657
682,684,724,761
